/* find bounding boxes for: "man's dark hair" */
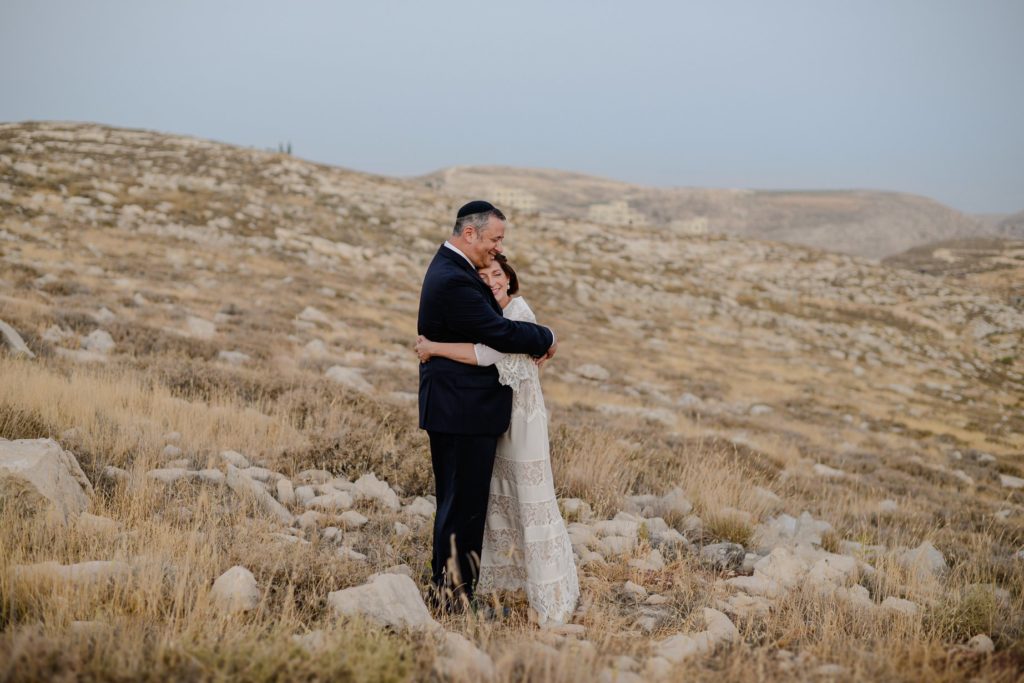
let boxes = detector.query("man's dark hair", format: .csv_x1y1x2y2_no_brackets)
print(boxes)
453,207,506,236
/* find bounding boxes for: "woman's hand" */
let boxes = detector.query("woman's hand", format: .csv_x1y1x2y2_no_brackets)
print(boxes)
414,335,434,363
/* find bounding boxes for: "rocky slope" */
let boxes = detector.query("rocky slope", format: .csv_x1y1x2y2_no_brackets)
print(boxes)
1,121,1022,681
417,165,992,260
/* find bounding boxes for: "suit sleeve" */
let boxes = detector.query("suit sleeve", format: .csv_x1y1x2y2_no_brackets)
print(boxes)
445,277,553,356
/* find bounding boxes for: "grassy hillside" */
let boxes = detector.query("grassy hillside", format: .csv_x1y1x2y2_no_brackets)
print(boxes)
1,122,1022,681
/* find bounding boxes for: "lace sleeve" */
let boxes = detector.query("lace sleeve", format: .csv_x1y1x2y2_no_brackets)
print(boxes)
474,344,504,366
494,298,540,390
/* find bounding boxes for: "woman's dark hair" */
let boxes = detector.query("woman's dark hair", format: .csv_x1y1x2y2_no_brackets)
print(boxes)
485,253,519,295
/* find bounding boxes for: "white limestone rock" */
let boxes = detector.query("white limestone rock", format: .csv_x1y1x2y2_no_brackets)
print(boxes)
327,574,440,631
0,319,35,358
966,634,995,654
999,474,1024,490
339,510,369,529
881,596,920,616
576,363,610,381
898,541,947,579
225,464,294,525
197,469,226,485
307,491,354,512
186,316,216,340
404,496,435,518
82,330,115,354
652,608,738,663
147,468,195,484
217,350,251,365
75,512,121,536
220,450,250,468
0,437,93,522
210,565,260,612
325,366,373,393
353,472,400,510
436,632,495,681
628,548,666,572
12,560,132,586
276,478,295,506
560,497,594,520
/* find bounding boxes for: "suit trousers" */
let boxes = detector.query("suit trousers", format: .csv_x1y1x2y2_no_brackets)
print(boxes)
428,431,499,599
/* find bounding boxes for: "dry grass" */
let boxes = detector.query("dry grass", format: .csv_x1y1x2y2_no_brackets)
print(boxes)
1,122,1022,680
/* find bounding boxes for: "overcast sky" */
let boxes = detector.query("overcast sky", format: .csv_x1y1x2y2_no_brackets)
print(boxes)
1,0,1021,213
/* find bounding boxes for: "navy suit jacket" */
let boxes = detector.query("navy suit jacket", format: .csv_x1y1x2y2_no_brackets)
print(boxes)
417,245,554,435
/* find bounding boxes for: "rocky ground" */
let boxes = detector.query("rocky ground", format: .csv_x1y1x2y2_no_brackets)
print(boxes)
1,121,1022,681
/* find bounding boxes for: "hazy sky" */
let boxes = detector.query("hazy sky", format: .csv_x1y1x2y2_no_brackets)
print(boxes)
2,0,1022,213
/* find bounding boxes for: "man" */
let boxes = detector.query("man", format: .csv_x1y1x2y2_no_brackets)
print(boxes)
417,200,556,606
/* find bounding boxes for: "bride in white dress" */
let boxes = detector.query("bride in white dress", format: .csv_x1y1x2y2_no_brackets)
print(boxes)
415,254,579,624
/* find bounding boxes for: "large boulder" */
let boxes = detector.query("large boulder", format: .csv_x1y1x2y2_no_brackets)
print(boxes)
327,573,439,631
0,438,93,522
0,319,35,358
210,565,260,612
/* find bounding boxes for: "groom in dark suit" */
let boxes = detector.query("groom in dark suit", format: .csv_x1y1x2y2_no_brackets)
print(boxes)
417,200,556,605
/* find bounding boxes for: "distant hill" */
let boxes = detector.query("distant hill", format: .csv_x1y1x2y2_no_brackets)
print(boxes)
996,210,1024,239
417,166,992,259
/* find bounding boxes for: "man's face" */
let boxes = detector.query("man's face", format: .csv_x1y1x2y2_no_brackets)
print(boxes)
465,216,505,268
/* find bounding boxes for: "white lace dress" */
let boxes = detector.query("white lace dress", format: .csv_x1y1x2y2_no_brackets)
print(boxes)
473,296,580,624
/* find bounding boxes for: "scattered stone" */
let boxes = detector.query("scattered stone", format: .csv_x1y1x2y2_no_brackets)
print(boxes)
813,463,845,479
965,634,995,654
575,363,610,381
295,485,316,507
297,510,324,531
877,499,899,514
436,632,495,681
898,541,947,579
623,581,648,600
0,438,94,522
12,560,132,586
298,306,332,325
598,535,636,556
292,630,328,653
394,521,411,537
353,472,401,509
718,593,773,618
197,469,226,485
327,574,439,630
161,444,183,460
147,468,194,484
337,546,368,562
881,596,920,616
308,491,354,512
628,548,665,572
340,510,369,529
749,404,773,416
75,512,120,536
225,464,294,525
101,465,128,482
404,496,435,518
652,608,738,664
560,497,594,520
220,450,250,468
217,350,251,365
0,319,36,358
185,316,216,340
276,479,296,506
210,566,259,612
999,474,1024,490
701,543,746,571
325,366,373,393
82,330,115,354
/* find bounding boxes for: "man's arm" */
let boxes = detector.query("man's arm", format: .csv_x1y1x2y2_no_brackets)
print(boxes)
444,277,553,356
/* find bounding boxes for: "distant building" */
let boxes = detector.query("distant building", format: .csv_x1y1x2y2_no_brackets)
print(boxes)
489,187,538,213
587,200,646,226
670,217,710,235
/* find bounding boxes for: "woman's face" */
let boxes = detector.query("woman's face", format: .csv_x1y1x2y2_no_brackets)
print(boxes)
478,262,510,305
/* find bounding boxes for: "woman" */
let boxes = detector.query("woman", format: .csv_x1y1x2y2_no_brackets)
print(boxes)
415,254,579,624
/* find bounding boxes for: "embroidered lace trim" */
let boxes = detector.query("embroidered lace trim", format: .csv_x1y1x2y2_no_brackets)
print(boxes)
490,456,551,487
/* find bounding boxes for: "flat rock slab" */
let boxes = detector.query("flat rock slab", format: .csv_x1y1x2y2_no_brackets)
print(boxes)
328,574,439,631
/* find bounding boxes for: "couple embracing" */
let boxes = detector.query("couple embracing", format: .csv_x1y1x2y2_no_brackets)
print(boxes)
416,200,579,624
